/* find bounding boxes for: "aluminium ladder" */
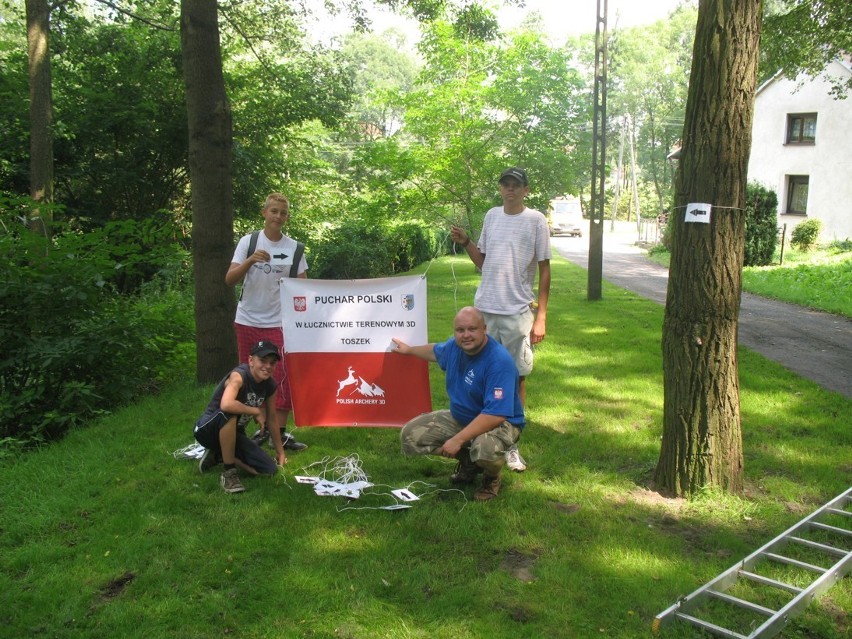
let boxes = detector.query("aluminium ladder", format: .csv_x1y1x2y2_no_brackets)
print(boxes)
653,486,851,639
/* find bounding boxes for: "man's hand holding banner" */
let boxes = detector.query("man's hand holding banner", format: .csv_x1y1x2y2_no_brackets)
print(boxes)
280,275,431,427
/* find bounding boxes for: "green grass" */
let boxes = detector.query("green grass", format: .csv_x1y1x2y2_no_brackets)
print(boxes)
1,255,850,639
742,246,852,317
647,242,852,317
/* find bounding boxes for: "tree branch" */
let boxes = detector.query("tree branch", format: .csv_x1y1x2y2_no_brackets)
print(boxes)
90,0,175,31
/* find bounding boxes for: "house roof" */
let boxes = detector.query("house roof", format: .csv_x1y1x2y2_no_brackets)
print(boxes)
755,58,852,97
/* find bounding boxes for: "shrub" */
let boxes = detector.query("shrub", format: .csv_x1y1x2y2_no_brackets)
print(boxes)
743,182,779,266
309,218,443,279
791,218,823,251
0,201,194,445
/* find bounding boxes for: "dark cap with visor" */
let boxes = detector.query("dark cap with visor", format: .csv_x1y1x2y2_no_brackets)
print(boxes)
499,167,528,186
250,340,281,360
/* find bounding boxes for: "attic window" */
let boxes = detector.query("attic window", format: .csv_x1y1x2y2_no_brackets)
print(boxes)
786,113,817,144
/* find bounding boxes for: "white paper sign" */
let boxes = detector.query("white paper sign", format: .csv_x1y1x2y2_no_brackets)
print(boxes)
685,203,712,224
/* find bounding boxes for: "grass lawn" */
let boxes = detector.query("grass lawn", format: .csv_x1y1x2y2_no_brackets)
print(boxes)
1,255,849,639
647,242,852,318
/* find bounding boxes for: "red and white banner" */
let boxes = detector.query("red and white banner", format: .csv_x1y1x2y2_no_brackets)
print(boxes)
280,276,431,427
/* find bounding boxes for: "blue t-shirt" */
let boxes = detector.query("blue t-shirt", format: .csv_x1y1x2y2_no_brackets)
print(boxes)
433,336,525,430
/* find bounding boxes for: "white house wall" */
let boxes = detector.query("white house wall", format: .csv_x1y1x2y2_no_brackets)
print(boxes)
747,61,852,241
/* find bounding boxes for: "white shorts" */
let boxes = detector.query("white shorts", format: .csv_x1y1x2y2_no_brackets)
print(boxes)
480,308,534,377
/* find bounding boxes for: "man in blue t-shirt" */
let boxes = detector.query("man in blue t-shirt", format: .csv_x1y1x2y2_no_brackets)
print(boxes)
392,307,525,501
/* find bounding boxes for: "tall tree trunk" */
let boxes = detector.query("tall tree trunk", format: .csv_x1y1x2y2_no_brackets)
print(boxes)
654,0,763,497
26,0,53,237
180,0,238,383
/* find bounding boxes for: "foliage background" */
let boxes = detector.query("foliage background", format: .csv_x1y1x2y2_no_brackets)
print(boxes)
1,0,849,443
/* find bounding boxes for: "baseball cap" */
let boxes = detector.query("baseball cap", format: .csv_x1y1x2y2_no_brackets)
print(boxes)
250,340,281,360
499,167,528,186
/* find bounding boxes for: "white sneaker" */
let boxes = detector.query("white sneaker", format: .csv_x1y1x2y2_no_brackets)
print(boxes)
505,444,527,472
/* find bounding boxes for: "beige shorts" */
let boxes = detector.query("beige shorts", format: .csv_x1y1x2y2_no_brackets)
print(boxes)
400,410,521,466
480,308,534,376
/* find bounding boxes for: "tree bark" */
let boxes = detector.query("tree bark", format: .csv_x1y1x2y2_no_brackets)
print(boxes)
180,0,238,383
654,0,763,496
26,0,53,236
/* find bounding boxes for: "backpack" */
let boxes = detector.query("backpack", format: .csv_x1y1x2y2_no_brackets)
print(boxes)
238,231,305,300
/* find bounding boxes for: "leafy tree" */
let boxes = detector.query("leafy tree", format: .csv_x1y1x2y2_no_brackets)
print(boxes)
26,0,53,235
398,17,589,234
340,29,419,141
223,4,356,220
761,0,852,97
180,0,237,383
655,0,764,497
402,18,500,230
51,13,189,227
490,31,589,207
0,10,30,196
607,6,697,214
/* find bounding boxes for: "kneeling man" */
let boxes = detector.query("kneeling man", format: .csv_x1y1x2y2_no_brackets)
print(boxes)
392,307,525,501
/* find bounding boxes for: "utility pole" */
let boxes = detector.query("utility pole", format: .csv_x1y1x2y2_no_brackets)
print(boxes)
628,117,641,232
588,0,608,300
610,114,626,231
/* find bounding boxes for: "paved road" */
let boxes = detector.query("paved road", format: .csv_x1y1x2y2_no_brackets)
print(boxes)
551,226,852,400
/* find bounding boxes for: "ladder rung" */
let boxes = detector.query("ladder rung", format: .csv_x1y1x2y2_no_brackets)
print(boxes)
763,552,827,573
673,612,748,639
825,507,851,518
739,569,803,594
811,521,852,537
706,589,776,616
789,535,849,557
654,488,852,636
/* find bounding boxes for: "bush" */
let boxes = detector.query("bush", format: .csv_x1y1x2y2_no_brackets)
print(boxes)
0,202,194,445
743,182,779,266
309,218,443,279
791,218,823,251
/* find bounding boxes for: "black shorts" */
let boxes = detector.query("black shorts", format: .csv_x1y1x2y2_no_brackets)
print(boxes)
194,412,277,475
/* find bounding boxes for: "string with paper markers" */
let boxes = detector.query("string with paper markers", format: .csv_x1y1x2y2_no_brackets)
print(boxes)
296,455,469,512
669,203,745,212
171,442,205,460
303,454,370,486
668,202,747,225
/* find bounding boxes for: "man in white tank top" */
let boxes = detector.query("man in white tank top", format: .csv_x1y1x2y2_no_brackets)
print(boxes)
450,167,552,473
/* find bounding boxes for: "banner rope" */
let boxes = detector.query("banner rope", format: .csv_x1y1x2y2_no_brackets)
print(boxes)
420,227,463,312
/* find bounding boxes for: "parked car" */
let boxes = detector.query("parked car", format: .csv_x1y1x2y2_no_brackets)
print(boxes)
549,197,584,237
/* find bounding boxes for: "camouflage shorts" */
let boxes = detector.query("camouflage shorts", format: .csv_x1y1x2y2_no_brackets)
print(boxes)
400,410,521,465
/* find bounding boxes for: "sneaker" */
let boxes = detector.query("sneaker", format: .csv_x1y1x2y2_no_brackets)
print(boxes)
220,468,245,494
251,429,307,451
198,447,220,474
474,474,502,501
449,449,482,484
505,444,527,472
282,432,308,451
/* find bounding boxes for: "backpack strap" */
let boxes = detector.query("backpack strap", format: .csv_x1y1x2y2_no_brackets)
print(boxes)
289,241,305,278
246,230,261,259
238,231,261,302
